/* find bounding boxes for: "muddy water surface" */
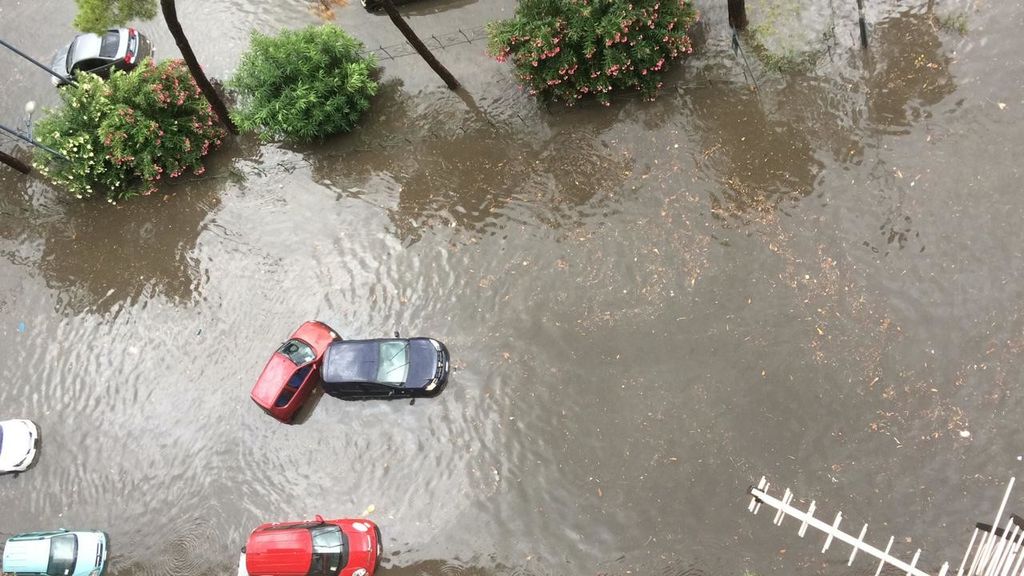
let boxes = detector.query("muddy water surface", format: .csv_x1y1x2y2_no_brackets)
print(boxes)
2,1,1024,575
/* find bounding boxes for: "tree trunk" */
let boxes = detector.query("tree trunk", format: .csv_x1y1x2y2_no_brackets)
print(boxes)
379,0,460,90
160,0,238,134
0,149,31,174
728,0,748,30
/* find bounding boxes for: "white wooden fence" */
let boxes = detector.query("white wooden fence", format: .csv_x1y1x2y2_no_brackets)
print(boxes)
747,476,1023,576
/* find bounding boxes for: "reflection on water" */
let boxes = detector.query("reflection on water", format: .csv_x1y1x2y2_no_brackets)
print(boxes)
302,82,636,243
2,2,1023,576
687,85,823,218
862,6,957,134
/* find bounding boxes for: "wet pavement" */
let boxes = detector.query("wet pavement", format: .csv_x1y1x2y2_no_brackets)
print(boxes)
3,0,1024,575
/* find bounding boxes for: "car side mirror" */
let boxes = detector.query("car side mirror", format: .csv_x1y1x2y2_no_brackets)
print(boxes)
409,398,416,406
394,330,400,337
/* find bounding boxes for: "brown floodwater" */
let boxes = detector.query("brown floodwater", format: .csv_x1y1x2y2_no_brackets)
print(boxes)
2,0,1024,575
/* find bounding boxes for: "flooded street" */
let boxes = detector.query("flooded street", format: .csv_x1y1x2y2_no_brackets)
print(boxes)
3,0,1024,574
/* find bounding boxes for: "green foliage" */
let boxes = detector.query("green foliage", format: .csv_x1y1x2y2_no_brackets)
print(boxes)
34,59,226,202
487,0,698,105
74,0,157,33
228,25,379,141
936,11,968,36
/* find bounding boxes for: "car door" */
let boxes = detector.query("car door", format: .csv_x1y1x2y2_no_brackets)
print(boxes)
358,382,397,398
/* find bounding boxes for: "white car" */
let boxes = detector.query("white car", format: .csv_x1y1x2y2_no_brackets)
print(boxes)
0,419,40,473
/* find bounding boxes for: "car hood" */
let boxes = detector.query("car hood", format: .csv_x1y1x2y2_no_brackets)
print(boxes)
50,42,71,78
405,339,440,389
0,420,37,469
71,531,107,576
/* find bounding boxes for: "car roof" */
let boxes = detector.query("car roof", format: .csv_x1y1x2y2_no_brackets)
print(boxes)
2,537,52,573
246,528,313,576
69,29,123,61
251,353,299,407
322,338,438,385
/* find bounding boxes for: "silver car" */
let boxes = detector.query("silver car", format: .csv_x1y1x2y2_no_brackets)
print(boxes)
50,28,152,87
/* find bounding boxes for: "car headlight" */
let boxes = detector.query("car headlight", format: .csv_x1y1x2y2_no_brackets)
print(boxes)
353,569,368,576
425,380,437,391
430,339,441,351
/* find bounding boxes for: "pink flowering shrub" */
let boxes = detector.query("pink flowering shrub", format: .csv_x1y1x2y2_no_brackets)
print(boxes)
33,59,225,201
487,0,698,105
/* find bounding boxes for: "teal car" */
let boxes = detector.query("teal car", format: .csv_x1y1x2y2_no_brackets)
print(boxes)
1,530,108,576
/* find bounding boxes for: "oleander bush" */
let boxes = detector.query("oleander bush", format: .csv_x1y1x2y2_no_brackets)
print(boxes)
229,24,378,141
488,0,699,105
34,59,225,201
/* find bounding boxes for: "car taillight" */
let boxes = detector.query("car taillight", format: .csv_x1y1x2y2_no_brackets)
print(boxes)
125,28,137,63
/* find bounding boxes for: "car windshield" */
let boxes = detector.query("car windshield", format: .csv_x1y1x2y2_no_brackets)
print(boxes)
377,340,409,384
277,339,315,365
65,38,81,73
98,31,120,58
307,525,346,576
47,533,78,576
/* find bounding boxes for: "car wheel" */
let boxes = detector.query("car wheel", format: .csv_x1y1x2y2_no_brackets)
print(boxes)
374,525,383,571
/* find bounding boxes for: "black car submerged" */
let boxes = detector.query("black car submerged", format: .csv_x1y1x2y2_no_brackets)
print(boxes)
321,337,450,400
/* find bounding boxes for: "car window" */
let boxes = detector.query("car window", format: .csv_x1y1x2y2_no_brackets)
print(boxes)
360,383,393,397
287,364,313,390
65,39,81,72
274,389,294,408
72,58,106,73
323,381,360,396
47,533,78,576
377,340,409,384
308,525,346,576
98,31,120,58
278,339,315,366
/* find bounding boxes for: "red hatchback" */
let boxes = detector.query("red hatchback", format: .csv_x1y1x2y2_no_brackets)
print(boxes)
251,321,340,422
238,516,381,576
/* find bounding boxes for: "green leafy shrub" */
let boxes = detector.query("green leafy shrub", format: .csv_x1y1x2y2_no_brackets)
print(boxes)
229,25,379,141
487,0,698,105
34,59,226,201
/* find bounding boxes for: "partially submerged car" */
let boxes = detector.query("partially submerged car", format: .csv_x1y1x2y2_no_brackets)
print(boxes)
238,516,381,576
0,419,39,473
50,28,152,86
2,529,108,576
251,321,340,422
321,336,449,400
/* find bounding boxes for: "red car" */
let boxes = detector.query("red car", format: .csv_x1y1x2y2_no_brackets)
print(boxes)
238,516,381,576
251,321,340,422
